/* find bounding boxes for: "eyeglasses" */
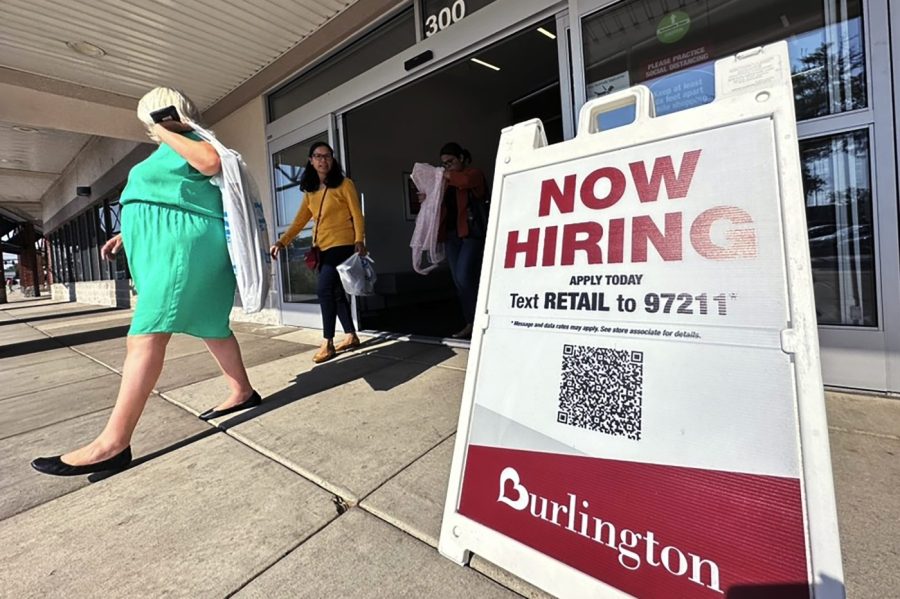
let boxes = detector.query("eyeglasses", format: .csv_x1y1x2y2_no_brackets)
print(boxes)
441,159,458,168
311,153,333,161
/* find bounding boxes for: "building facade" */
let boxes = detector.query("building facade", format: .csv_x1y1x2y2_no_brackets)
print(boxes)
37,0,900,393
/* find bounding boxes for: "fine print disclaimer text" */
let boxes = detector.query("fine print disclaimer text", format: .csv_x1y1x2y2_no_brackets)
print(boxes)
510,319,701,340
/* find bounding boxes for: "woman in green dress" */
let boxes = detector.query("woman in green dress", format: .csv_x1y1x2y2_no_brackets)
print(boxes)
32,88,260,476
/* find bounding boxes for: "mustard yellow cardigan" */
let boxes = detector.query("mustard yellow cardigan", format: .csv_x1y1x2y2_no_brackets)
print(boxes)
279,178,365,251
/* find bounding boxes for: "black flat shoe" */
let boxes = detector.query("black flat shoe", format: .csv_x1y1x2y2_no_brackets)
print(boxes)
198,390,262,421
31,446,132,477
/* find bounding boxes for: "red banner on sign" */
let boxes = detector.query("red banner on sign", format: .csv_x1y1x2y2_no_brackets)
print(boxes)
459,445,809,598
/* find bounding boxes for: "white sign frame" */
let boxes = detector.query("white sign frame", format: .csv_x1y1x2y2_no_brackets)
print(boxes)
439,42,843,598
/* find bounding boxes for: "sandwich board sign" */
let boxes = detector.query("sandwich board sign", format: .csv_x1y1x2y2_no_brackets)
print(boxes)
439,42,843,599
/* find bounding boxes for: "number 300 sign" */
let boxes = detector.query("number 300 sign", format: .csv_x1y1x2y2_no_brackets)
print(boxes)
424,0,467,37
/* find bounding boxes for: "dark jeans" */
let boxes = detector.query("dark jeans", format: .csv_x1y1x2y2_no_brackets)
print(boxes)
318,245,356,339
445,231,484,325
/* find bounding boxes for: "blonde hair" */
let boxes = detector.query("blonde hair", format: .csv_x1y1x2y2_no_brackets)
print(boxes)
136,87,203,142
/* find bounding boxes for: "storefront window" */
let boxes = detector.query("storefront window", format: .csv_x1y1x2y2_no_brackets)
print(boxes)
272,132,330,304
86,210,102,281
58,233,68,283
107,200,122,234
581,0,866,120
420,0,498,38
268,8,416,122
273,137,324,228
80,214,93,281
68,222,81,282
801,130,876,327
59,228,72,283
106,201,129,281
582,0,874,328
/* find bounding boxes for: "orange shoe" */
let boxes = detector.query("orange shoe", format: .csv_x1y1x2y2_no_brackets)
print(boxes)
335,334,361,352
313,343,336,364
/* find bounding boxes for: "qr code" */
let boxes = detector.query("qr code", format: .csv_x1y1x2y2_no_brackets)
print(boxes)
557,344,643,441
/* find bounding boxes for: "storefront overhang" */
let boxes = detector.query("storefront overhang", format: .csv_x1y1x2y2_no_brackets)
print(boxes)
0,0,394,228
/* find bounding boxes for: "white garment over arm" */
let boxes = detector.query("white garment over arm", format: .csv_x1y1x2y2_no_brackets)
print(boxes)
410,163,446,274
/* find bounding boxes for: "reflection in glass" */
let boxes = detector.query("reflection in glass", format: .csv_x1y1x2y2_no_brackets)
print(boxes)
79,214,93,281
596,103,636,132
113,246,129,280
581,0,866,120
95,205,109,280
280,229,318,304
108,201,122,234
273,132,330,305
801,130,876,326
96,205,107,236
273,154,306,227
789,3,866,119
104,200,129,280
71,222,82,282
268,9,416,122
86,209,102,281
273,133,329,227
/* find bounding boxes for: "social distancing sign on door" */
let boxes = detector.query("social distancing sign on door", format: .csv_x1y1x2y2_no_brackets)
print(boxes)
439,43,843,598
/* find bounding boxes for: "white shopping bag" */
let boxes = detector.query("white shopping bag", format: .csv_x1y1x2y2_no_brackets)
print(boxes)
337,254,377,296
185,119,271,313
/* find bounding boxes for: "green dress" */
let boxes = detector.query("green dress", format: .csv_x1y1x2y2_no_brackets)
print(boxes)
119,132,235,338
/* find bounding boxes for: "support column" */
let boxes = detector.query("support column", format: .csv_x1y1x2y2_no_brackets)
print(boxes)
21,223,41,298
45,235,54,286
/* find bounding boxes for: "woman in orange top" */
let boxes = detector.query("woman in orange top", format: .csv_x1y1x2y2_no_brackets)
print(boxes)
438,142,489,339
270,142,366,363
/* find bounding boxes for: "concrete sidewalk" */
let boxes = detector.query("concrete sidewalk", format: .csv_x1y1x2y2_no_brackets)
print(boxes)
0,297,897,598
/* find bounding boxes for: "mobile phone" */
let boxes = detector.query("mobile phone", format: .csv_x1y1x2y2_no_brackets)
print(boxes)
150,105,180,124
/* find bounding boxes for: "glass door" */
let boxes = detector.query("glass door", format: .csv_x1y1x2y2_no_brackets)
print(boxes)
269,115,336,328
338,9,572,339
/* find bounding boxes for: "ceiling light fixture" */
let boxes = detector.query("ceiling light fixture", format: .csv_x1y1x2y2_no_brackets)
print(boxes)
12,126,38,133
65,40,107,58
537,27,557,40
470,57,500,71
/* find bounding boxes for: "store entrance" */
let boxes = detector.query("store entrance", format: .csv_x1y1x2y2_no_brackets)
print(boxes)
344,17,564,338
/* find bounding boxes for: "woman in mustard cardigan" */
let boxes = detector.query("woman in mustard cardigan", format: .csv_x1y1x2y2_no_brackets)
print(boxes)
270,142,366,364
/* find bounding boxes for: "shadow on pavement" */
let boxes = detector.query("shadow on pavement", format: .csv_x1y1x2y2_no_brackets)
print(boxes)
726,575,844,598
217,337,457,430
0,296,48,308
87,428,222,483
0,307,126,327
0,325,131,359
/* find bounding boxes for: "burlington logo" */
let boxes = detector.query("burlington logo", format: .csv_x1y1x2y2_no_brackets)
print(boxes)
497,467,724,594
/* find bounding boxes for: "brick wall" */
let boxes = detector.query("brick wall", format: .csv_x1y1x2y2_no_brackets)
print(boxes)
51,280,136,308
52,280,281,326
